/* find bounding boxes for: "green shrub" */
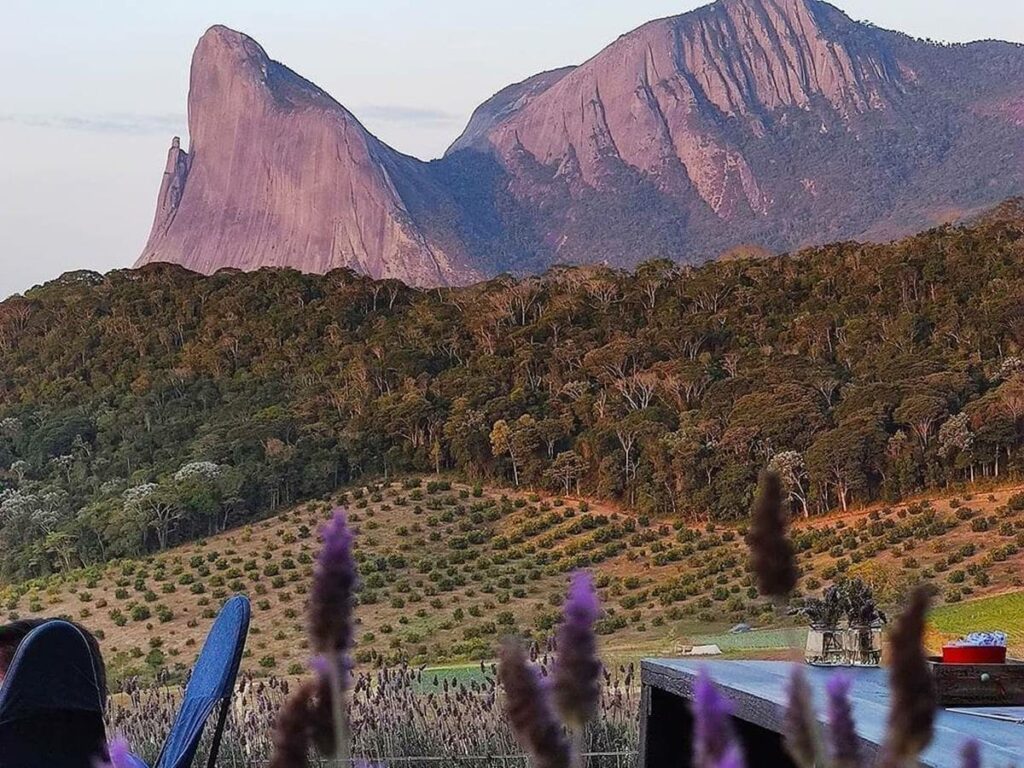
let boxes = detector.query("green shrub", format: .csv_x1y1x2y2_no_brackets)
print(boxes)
130,605,151,622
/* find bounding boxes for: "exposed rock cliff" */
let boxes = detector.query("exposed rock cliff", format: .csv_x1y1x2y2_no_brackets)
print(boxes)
147,136,190,244
137,26,481,285
139,1,1024,284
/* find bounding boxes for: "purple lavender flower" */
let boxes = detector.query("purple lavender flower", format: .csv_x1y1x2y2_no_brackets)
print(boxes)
783,667,819,768
959,739,981,768
310,652,354,686
499,638,572,768
693,668,743,768
308,509,359,763
93,736,139,768
716,744,746,768
826,674,862,768
310,654,331,681
309,508,358,676
552,570,602,729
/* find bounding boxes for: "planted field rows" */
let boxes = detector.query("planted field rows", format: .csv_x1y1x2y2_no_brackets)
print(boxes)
2,478,1022,682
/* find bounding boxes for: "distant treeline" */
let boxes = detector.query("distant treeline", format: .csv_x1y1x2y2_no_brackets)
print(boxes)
1,200,1023,579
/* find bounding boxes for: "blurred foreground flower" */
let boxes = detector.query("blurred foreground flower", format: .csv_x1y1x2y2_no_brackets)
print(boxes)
500,638,572,768
310,508,358,665
783,666,820,768
94,736,138,768
825,674,861,768
879,586,936,768
693,668,744,768
312,509,358,763
552,571,602,730
270,507,359,767
747,471,798,603
959,739,981,768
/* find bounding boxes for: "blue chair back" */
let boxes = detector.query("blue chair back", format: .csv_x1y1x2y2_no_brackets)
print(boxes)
155,595,250,768
0,620,107,768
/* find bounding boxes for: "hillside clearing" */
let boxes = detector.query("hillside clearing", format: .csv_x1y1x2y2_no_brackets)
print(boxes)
2,477,1022,682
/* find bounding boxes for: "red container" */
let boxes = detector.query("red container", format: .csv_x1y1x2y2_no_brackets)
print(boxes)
942,644,1007,664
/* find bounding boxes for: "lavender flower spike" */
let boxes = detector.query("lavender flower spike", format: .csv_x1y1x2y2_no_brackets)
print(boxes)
783,666,820,768
268,679,315,768
826,674,862,768
552,570,602,729
309,508,358,663
959,739,981,768
746,470,798,603
309,508,359,764
693,668,743,768
879,587,936,768
500,638,572,768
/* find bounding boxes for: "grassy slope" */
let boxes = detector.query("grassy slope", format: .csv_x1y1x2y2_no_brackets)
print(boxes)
929,591,1024,655
2,477,1022,681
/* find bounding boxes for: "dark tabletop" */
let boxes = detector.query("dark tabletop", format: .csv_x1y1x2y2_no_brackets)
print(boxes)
642,659,1023,767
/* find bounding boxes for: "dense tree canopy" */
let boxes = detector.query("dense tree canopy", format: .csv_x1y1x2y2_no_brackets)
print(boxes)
1,201,1023,578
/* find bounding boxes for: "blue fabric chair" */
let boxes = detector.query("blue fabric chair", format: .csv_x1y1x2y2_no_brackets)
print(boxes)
0,620,107,768
152,594,251,768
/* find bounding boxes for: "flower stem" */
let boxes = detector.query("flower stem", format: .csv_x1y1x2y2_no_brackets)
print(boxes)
570,724,585,768
328,658,351,765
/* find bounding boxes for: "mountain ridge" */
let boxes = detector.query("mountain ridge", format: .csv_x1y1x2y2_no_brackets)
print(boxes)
136,0,1024,285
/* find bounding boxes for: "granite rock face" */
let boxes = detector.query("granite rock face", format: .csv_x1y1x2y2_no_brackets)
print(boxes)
137,26,481,286
450,0,1024,266
138,1,1024,285
480,0,909,210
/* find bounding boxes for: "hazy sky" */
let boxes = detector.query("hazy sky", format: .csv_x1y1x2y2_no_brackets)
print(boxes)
2,0,1022,300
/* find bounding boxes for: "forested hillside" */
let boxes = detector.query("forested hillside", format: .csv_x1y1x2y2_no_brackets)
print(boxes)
2,201,1024,579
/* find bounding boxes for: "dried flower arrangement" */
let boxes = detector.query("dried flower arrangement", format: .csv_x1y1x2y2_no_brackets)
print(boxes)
803,580,886,631
803,579,887,666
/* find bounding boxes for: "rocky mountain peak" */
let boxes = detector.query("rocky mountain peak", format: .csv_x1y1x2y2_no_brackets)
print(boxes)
193,24,267,73
677,0,907,116
136,25,480,286
137,5,1024,286
147,135,190,245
